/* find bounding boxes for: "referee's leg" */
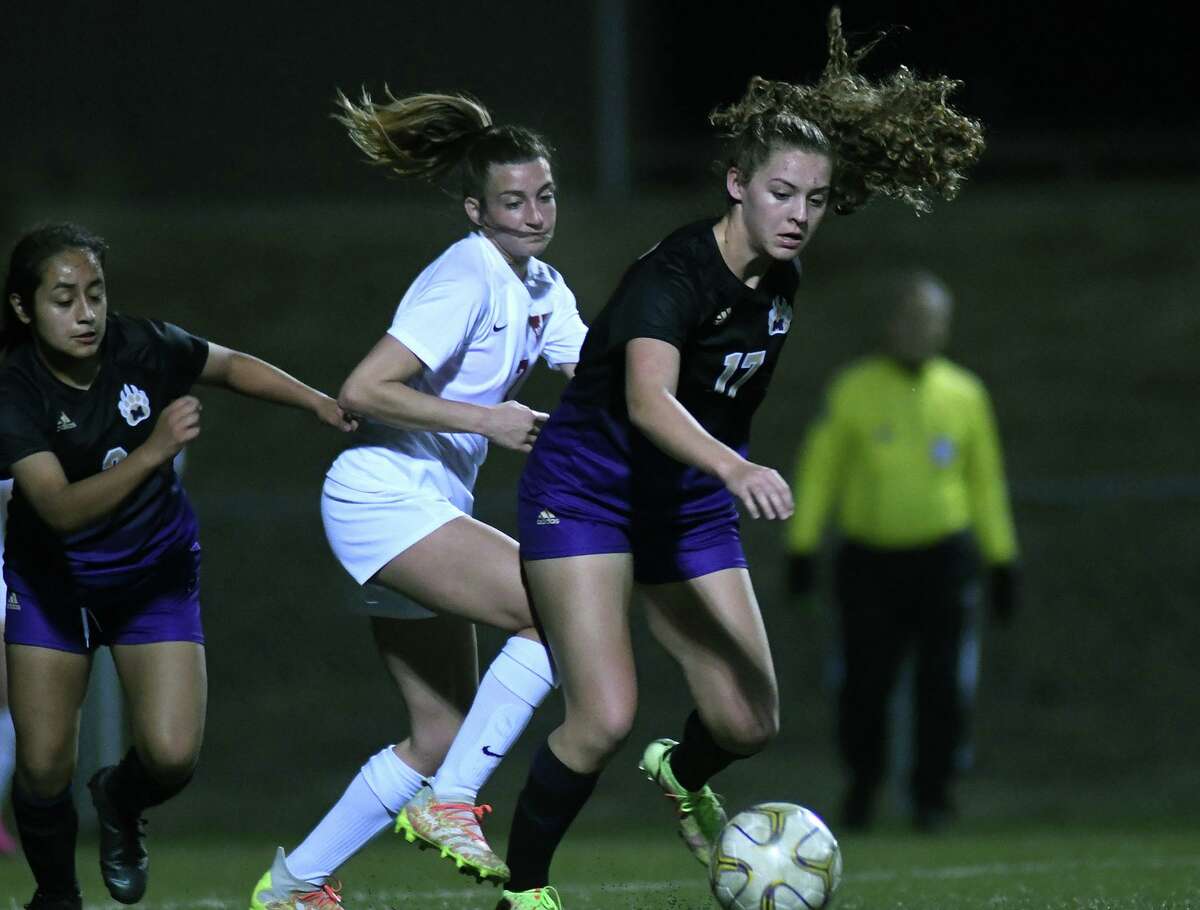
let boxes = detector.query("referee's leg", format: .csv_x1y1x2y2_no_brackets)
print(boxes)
912,534,977,827
834,542,909,828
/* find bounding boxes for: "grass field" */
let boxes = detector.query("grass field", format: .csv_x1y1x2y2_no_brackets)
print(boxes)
3,822,1200,909
2,182,1197,908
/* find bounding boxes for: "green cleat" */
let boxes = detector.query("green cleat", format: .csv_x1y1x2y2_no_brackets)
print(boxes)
495,885,563,910
639,737,728,866
249,847,343,910
395,784,510,884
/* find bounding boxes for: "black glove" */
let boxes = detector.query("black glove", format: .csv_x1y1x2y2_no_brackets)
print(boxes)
988,563,1020,625
788,554,816,598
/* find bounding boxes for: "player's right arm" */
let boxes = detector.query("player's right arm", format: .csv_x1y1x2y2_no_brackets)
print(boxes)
625,337,793,520
337,335,546,452
9,396,200,535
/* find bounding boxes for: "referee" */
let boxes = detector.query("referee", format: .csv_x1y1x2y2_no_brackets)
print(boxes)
786,270,1018,832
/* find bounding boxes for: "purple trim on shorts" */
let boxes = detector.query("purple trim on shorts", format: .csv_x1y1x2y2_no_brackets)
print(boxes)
3,546,204,654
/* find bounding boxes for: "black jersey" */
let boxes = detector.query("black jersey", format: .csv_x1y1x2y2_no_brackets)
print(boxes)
521,219,801,520
0,314,209,591
566,218,799,450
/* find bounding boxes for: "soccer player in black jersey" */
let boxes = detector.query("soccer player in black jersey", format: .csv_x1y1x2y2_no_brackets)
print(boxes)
0,223,354,910
494,10,987,909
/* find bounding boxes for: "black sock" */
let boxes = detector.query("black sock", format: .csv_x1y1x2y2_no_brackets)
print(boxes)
505,741,600,892
13,783,80,898
108,748,193,816
669,710,746,793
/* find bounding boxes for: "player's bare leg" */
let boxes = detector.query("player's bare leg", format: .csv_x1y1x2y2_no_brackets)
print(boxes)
252,614,474,909
497,554,636,904
377,517,553,883
8,644,93,909
93,642,206,904
637,568,779,864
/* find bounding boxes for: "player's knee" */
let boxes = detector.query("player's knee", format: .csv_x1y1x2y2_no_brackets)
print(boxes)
139,739,200,787
571,702,636,762
16,750,77,797
724,706,780,756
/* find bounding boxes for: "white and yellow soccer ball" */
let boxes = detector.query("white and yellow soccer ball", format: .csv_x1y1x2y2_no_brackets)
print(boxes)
709,802,842,910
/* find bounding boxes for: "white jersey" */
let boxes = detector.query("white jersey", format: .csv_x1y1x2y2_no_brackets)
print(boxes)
327,231,587,503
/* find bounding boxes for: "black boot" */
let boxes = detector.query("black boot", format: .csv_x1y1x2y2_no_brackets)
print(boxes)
88,766,149,904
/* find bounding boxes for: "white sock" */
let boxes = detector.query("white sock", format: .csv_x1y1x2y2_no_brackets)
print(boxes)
432,636,555,803
0,708,14,801
285,746,424,884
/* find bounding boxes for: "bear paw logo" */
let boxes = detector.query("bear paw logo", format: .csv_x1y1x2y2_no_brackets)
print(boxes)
118,383,152,427
768,296,792,336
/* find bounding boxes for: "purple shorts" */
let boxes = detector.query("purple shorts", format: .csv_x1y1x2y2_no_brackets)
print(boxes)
518,496,747,585
3,546,203,654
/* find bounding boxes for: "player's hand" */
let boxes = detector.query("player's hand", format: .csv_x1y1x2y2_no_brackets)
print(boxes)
145,396,202,464
483,401,549,453
721,458,794,520
315,394,359,432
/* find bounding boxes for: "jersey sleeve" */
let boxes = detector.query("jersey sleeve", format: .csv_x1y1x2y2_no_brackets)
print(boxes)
606,258,702,351
964,383,1018,564
540,287,588,368
152,320,210,392
0,379,51,476
387,270,490,372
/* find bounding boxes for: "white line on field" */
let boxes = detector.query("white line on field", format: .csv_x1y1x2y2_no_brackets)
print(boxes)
58,853,1200,910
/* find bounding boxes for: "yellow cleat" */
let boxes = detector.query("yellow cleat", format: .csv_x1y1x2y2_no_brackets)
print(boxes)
395,784,510,883
496,885,563,910
249,847,343,910
639,737,728,866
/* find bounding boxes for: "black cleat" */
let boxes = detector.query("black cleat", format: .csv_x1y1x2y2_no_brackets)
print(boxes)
23,891,83,910
88,766,149,904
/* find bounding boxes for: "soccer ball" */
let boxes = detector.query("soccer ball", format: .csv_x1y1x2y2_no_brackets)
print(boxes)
709,802,842,910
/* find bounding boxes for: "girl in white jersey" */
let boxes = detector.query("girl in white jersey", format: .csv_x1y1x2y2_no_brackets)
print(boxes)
251,91,586,910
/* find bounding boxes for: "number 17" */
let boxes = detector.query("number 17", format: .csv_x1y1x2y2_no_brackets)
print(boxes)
713,350,765,398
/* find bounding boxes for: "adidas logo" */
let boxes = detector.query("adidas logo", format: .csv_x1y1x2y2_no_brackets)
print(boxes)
56,411,77,432
6,591,19,611
713,307,732,326
536,509,560,526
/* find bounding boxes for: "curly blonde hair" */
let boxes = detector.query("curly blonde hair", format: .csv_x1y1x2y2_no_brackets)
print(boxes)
710,7,985,215
333,87,552,200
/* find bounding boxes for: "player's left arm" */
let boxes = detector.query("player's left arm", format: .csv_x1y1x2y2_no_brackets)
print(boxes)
964,385,1017,562
965,385,1021,621
539,286,587,380
198,342,356,431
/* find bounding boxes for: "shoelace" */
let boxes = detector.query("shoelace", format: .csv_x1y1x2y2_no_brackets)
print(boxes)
115,816,148,858
431,801,493,843
296,880,342,908
661,784,723,818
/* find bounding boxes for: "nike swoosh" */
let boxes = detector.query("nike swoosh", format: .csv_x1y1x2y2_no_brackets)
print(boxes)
482,745,506,758
492,323,506,332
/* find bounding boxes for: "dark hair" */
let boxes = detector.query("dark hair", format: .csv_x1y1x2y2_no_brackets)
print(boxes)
2,222,108,351
710,7,985,215
333,88,553,200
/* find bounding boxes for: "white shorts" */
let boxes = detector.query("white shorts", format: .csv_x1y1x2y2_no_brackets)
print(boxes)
321,471,471,619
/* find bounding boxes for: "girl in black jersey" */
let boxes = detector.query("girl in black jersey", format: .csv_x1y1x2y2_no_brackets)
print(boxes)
495,10,987,909
0,223,354,910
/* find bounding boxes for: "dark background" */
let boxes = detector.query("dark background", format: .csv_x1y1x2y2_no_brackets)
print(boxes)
2,0,1197,844
4,1,1198,200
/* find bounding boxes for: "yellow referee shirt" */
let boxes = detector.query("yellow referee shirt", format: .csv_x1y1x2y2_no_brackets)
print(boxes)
787,355,1017,563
